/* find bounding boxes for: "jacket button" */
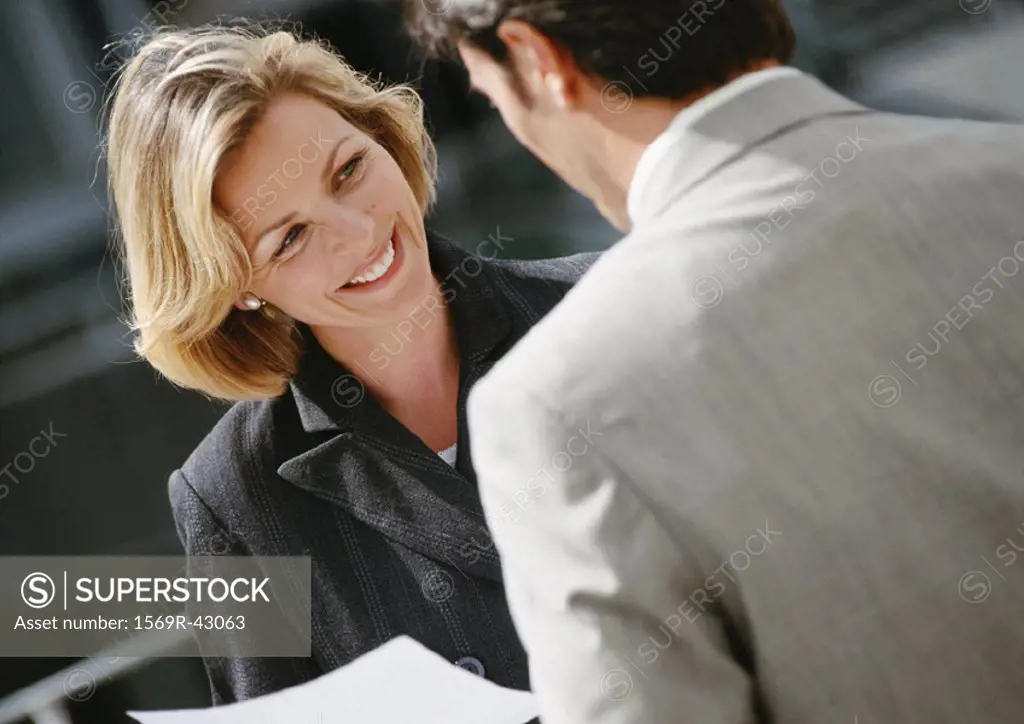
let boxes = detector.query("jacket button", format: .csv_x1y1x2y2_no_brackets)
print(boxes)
455,655,485,677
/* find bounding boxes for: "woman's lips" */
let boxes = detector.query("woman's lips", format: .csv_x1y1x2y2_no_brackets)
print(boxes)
336,225,404,293
347,233,395,283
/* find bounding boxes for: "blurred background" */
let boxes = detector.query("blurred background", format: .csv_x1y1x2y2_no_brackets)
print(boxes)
0,0,1022,721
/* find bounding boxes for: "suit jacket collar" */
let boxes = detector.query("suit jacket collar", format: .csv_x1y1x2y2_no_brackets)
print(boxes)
278,231,513,582
629,70,872,226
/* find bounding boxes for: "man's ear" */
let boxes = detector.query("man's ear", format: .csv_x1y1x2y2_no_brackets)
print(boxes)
496,19,581,109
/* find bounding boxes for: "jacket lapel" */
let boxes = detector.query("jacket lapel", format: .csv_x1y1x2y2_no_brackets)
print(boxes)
277,233,515,584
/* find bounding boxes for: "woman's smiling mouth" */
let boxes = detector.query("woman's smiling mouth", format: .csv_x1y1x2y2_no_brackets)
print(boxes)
338,225,403,292
345,238,395,285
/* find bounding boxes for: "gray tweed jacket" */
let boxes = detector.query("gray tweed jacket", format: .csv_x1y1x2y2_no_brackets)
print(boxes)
169,231,597,704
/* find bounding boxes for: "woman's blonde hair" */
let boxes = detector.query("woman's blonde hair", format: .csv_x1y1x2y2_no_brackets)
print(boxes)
104,22,437,401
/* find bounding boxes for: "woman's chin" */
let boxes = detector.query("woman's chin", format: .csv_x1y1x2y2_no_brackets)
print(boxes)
312,279,437,331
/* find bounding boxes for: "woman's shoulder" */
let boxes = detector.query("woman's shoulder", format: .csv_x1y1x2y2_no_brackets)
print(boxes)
430,228,601,288
170,395,289,516
480,251,603,322
487,250,602,289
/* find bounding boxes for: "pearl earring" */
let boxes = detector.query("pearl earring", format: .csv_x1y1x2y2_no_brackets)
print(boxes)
241,292,265,310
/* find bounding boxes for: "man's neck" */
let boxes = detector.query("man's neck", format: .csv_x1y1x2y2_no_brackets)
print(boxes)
593,60,781,229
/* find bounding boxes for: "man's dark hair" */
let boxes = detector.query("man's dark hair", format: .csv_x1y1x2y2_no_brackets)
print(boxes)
404,0,796,101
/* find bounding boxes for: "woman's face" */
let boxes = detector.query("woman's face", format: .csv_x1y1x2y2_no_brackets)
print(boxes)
214,91,434,329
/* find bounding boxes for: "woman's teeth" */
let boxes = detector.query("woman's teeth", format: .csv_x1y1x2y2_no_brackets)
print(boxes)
344,238,395,287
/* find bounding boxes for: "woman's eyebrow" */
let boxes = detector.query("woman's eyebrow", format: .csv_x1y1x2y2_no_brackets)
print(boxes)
321,135,352,185
253,211,298,257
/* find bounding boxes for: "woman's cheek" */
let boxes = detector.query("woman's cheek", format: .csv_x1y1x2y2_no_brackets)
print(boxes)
275,261,324,309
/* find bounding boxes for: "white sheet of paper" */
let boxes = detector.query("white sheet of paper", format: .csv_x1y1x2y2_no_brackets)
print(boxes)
127,636,538,724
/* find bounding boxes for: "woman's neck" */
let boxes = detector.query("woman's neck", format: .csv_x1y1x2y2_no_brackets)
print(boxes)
310,280,461,432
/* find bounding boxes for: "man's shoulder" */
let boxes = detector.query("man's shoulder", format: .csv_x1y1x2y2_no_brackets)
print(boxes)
473,235,689,414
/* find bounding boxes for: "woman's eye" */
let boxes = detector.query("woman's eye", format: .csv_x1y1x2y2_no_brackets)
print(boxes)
335,154,364,187
275,224,307,257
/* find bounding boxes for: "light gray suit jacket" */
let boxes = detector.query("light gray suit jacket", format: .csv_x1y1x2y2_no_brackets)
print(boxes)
466,70,1024,724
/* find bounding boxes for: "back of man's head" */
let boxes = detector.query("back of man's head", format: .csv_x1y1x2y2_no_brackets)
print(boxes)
404,0,797,103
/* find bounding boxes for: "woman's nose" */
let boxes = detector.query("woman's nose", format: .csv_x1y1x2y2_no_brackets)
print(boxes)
322,208,376,256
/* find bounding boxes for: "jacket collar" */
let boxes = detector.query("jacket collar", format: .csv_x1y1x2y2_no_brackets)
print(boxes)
277,230,515,583
627,66,804,223
629,71,872,226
